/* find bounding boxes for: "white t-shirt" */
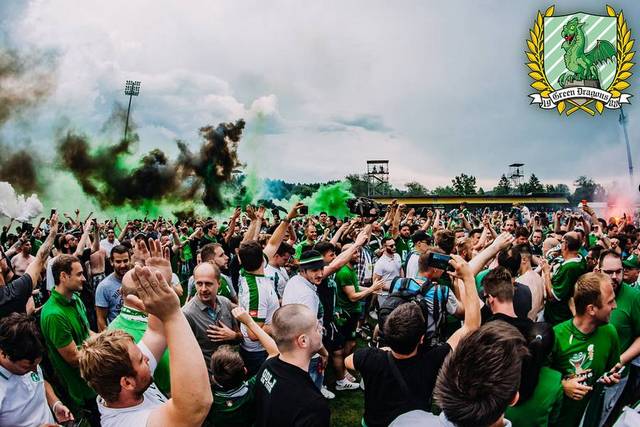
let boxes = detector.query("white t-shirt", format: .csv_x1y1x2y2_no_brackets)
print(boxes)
281,274,320,318
100,238,121,257
264,263,290,298
374,253,403,295
405,252,420,279
45,255,58,291
97,342,167,427
0,364,55,427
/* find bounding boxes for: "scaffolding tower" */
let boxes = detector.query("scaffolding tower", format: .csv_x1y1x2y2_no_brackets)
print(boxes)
508,163,525,193
367,160,389,197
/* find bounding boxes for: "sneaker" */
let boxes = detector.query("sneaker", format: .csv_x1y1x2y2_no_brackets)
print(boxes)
335,379,360,391
345,372,357,383
321,386,335,399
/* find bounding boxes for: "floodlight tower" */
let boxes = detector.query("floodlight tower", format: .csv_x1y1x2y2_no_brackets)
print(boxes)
123,80,141,141
367,160,390,196
619,108,634,184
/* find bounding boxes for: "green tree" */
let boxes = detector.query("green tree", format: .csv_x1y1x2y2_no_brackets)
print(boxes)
405,181,428,196
572,176,606,203
451,173,477,195
493,174,511,195
528,174,544,193
432,185,457,196
555,184,571,195
345,174,368,196
477,187,485,195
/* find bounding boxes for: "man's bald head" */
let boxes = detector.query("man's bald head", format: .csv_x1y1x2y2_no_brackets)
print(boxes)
193,262,221,281
271,304,317,352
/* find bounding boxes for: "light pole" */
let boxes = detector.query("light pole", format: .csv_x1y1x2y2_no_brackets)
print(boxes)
619,107,634,185
123,80,141,141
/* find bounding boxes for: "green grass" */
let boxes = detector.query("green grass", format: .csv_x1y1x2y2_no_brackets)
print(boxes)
325,336,369,426
328,383,364,426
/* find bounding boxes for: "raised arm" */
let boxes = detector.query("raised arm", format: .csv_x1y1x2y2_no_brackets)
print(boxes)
390,204,402,239
223,207,242,244
24,213,59,285
468,232,515,276
91,222,100,254
72,214,94,258
323,225,371,278
446,255,481,350
265,203,302,260
130,266,212,427
232,307,279,357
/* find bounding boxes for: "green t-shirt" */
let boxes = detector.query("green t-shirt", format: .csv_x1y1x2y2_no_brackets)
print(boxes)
505,367,563,427
544,257,587,325
610,283,640,356
475,269,490,295
294,240,315,260
180,235,193,262
206,376,256,427
40,290,96,406
395,236,413,264
549,320,620,427
335,264,361,314
108,306,172,396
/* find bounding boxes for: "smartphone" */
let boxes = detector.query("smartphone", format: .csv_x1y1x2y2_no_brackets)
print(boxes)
428,252,453,271
50,208,57,217
299,205,309,215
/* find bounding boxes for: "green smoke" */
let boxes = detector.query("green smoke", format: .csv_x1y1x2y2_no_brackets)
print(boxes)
307,181,354,218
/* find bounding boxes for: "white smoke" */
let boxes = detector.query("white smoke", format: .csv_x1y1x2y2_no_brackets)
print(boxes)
0,181,43,222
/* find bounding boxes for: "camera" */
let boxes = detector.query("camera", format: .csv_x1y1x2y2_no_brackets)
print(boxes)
346,197,381,217
427,252,453,271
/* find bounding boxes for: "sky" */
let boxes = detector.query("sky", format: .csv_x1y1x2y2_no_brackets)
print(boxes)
1,0,638,193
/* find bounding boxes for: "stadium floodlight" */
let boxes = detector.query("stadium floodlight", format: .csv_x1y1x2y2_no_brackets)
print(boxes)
123,80,142,141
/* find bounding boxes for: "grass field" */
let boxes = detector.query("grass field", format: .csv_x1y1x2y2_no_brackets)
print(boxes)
325,335,369,426
328,383,365,426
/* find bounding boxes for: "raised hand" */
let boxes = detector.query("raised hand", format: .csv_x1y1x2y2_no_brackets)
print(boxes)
127,265,180,321
232,306,252,324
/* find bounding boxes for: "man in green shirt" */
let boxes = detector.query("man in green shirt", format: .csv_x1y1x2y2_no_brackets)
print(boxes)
623,255,640,288
393,224,413,264
596,250,640,424
40,254,98,424
335,245,383,359
542,231,588,325
294,223,317,260
549,272,622,427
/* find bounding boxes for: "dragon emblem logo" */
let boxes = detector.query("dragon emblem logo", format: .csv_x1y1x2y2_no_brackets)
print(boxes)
527,5,634,116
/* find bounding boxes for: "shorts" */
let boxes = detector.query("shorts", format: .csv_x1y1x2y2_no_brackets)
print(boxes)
322,322,345,352
337,313,359,341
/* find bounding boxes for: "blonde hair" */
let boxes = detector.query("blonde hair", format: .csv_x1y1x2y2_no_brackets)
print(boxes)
79,329,136,402
574,272,608,315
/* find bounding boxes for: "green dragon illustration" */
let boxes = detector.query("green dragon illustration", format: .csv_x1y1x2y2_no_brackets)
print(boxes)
558,17,616,87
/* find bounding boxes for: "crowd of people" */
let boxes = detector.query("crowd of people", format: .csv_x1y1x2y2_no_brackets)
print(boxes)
1,199,640,426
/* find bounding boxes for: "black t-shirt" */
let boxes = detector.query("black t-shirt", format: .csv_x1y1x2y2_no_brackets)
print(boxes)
481,282,533,324
513,282,532,320
487,313,533,339
254,356,330,427
354,343,452,427
0,274,33,317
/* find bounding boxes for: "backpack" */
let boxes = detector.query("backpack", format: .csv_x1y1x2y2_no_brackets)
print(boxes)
378,277,449,348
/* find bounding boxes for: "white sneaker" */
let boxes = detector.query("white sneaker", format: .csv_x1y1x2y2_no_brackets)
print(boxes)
345,372,357,383
321,386,335,399
335,379,360,391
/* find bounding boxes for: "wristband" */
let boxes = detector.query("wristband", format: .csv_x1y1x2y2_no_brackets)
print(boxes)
52,400,63,413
